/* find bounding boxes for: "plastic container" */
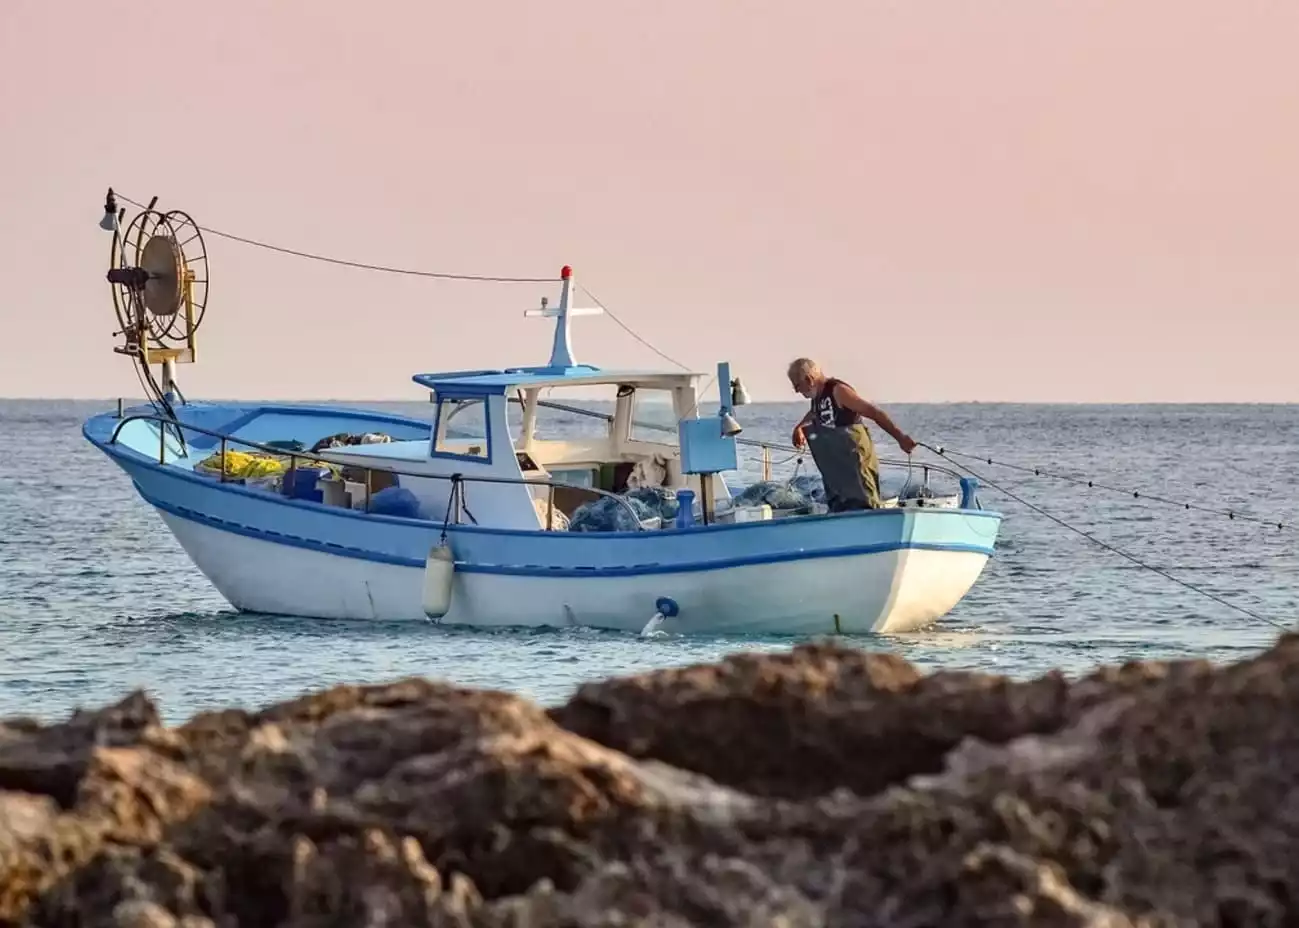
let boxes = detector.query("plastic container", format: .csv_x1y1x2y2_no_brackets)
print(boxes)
285,467,330,502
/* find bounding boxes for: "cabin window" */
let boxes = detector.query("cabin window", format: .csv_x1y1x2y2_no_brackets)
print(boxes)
629,388,680,445
434,397,489,459
510,395,614,443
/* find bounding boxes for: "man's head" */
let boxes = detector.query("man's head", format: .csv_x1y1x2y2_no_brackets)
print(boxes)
787,357,824,398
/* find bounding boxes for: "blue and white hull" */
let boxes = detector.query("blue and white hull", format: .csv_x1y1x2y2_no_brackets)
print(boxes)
152,502,996,634
84,404,1001,636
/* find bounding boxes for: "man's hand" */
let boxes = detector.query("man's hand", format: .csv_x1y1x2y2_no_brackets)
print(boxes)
792,424,807,449
897,433,917,455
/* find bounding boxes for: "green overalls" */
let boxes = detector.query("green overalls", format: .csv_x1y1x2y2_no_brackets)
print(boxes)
803,377,882,512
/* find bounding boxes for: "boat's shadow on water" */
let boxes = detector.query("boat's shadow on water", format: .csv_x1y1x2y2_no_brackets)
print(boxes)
128,609,1271,693
141,608,997,653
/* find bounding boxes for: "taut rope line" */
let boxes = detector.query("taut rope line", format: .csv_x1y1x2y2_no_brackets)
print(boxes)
919,442,1289,632
114,193,558,283
927,445,1288,532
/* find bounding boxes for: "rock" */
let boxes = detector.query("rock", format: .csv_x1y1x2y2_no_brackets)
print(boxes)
2,636,1299,925
0,690,160,808
549,642,1078,800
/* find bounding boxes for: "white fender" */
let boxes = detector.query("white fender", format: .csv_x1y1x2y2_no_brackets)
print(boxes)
422,541,455,619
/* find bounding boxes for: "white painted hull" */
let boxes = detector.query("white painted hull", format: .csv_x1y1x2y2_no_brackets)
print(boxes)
159,510,990,635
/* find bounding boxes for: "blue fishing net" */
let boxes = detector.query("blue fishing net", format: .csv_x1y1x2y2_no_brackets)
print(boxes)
733,479,819,511
624,486,680,522
727,465,946,513
788,474,827,504
881,470,947,501
568,494,658,532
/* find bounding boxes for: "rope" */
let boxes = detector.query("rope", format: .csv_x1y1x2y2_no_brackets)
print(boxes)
439,476,460,542
577,283,693,372
578,283,729,421
113,191,701,377
928,445,1288,532
114,193,557,283
918,442,1290,632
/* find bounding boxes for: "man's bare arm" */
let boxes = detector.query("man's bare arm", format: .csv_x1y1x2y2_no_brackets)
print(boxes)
791,408,816,448
831,383,916,452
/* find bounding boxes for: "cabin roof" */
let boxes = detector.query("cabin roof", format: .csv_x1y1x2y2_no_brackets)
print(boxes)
411,364,701,395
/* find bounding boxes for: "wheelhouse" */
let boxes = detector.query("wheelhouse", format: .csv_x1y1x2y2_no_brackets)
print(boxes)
407,364,734,529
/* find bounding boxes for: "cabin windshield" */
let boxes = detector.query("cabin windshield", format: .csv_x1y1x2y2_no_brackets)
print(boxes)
628,388,681,446
506,392,613,445
507,381,688,502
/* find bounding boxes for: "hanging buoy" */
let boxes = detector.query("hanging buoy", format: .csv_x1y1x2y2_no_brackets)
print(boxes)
422,541,455,620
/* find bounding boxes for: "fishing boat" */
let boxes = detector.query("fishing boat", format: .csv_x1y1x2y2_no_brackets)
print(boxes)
82,191,1002,635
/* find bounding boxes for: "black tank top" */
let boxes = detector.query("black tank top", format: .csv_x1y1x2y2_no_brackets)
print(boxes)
811,377,860,429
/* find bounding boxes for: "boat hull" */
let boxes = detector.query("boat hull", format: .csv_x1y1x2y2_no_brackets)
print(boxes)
83,406,1001,635
156,507,993,634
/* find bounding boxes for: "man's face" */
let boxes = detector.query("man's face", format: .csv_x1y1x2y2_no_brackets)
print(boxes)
790,373,814,398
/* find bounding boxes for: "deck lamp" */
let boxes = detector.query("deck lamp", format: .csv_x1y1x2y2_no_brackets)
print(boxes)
99,188,120,231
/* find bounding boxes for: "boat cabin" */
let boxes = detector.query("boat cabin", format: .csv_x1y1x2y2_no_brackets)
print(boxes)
316,267,743,531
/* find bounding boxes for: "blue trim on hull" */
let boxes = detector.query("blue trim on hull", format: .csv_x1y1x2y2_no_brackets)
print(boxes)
141,490,996,578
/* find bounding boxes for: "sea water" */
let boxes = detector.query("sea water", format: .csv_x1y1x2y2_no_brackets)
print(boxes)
1,399,1296,725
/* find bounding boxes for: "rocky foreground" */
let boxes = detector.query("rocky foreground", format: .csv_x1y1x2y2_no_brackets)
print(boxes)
3,637,1299,928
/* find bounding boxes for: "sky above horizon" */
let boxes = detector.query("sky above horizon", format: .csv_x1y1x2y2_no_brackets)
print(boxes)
2,1,1297,403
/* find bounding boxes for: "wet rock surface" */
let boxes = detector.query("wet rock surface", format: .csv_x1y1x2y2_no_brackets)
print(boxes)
2,637,1299,925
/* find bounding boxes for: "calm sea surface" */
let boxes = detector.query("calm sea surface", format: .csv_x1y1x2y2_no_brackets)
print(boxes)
1,399,1296,725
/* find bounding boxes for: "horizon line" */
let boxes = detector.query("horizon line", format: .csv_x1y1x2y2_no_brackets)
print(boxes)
5,395,1299,408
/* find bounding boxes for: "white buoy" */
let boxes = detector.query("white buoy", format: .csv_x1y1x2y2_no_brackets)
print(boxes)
422,541,455,620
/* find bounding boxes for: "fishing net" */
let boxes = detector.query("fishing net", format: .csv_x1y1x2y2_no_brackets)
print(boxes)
624,486,681,522
568,494,658,532
733,479,820,511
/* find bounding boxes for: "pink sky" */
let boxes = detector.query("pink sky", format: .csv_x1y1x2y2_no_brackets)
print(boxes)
2,0,1297,403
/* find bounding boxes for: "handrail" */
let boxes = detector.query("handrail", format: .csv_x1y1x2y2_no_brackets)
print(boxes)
107,413,654,532
519,396,968,484
109,403,962,532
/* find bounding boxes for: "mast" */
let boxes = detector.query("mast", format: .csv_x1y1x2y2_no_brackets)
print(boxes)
524,265,604,369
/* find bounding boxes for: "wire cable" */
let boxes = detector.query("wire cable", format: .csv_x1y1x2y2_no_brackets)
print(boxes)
114,193,559,283
577,283,693,372
928,445,1288,532
112,191,712,379
919,442,1290,631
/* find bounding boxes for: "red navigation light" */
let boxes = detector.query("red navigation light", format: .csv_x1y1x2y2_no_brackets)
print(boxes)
560,265,572,280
